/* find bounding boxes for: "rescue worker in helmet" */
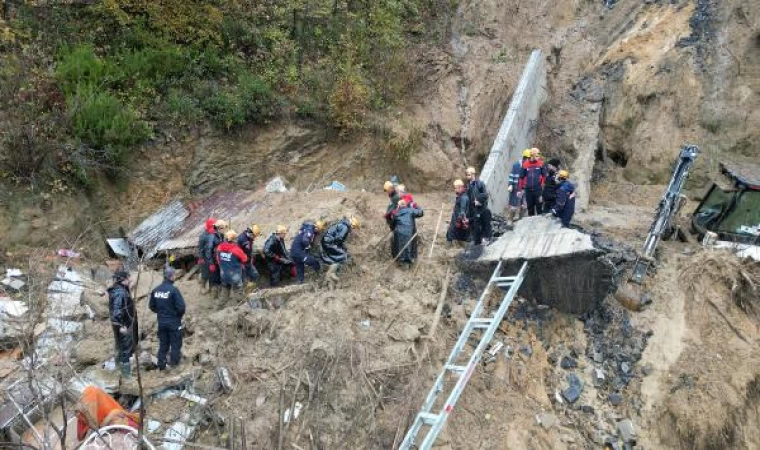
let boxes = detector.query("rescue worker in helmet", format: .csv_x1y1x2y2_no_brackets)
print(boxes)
542,158,562,214
263,225,293,286
507,150,532,226
208,220,228,298
290,220,325,284
465,167,492,245
197,217,217,293
446,179,470,245
390,199,424,268
216,230,248,300
383,181,401,228
519,148,546,216
237,224,261,292
552,170,576,228
321,217,360,284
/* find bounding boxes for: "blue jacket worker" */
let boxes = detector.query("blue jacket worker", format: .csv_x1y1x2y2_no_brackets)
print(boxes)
552,170,576,228
290,221,325,284
149,267,186,371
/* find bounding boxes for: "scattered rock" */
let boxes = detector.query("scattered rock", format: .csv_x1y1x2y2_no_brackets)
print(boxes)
593,367,606,387
642,363,653,376
561,356,578,369
536,412,558,429
609,392,623,406
562,385,582,404
620,361,631,374
265,176,289,193
616,419,637,444
520,345,533,357
581,405,595,414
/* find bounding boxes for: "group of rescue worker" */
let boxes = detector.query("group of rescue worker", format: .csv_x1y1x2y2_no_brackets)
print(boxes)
107,149,574,380
445,148,576,245
197,216,361,298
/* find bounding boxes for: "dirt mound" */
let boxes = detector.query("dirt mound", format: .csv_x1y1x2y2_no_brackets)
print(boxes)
652,252,760,449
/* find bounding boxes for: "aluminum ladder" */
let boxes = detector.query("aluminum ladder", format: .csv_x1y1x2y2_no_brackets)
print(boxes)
399,260,528,450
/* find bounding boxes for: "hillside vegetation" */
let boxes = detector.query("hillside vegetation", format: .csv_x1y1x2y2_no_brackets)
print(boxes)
0,0,452,187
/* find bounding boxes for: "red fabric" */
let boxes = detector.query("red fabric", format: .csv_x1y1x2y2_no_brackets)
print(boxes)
216,242,248,264
76,386,139,440
519,159,545,190
197,258,204,264
205,218,216,234
209,264,216,273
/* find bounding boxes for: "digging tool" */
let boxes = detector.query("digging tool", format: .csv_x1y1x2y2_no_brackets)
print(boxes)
616,144,699,310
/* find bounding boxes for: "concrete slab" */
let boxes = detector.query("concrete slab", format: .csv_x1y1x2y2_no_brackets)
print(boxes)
481,215,595,262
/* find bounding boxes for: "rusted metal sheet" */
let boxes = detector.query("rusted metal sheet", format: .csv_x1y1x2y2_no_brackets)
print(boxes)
127,200,188,258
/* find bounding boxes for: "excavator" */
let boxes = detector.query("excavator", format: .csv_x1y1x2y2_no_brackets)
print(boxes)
616,144,700,310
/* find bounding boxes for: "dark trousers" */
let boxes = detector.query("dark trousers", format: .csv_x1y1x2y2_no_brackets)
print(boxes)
243,263,260,283
294,254,320,283
209,265,221,286
542,197,556,214
267,261,292,286
525,189,542,216
470,208,492,244
200,261,210,284
157,325,183,369
559,202,576,228
112,324,133,365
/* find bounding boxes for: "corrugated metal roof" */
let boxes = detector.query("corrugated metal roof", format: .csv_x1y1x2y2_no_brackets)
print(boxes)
156,191,262,255
128,200,189,258
721,161,760,190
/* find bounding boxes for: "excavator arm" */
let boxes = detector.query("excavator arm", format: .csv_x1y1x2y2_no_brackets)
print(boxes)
630,144,699,284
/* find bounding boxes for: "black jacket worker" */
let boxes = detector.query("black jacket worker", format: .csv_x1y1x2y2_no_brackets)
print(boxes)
149,267,186,371
108,270,135,378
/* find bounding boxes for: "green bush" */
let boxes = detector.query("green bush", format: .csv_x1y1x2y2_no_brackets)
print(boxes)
115,46,186,86
238,74,277,122
56,45,111,94
68,85,149,156
164,89,203,124
197,83,245,130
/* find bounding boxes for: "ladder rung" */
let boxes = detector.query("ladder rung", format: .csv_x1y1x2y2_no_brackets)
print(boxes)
470,318,493,329
445,364,467,375
419,412,440,425
493,276,516,283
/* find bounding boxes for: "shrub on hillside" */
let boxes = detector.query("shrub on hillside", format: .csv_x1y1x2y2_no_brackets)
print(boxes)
329,72,370,134
68,85,148,159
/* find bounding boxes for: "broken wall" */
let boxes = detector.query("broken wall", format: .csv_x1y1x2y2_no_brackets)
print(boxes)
480,49,547,214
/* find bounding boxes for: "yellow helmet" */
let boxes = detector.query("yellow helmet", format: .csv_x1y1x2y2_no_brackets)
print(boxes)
522,149,532,158
225,230,238,241
349,217,360,229
558,170,569,179
214,220,228,231
276,225,288,234
453,179,465,188
530,147,541,157
465,167,476,176
315,220,326,233
383,181,394,192
251,224,261,237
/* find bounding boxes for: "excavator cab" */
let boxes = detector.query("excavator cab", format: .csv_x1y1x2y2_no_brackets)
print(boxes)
691,161,760,243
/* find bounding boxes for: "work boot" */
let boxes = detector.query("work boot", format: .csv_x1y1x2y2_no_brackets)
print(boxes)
120,362,132,380
224,286,231,299
213,285,220,299
325,264,340,283
245,281,257,295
